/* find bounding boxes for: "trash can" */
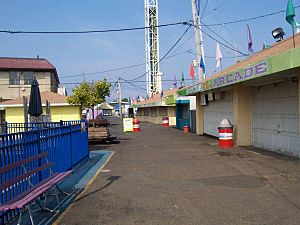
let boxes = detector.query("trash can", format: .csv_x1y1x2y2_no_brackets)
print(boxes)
162,117,169,127
133,117,140,132
218,119,234,148
183,125,189,133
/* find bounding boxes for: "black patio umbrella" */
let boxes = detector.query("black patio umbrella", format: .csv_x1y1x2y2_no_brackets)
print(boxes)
28,78,43,117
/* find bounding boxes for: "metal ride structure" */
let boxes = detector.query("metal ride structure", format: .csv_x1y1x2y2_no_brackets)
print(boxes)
145,0,162,97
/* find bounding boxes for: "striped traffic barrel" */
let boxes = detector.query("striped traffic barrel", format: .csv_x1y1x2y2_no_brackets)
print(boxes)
218,119,234,148
162,117,169,127
133,117,140,132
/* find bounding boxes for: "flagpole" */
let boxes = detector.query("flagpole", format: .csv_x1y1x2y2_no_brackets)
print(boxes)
292,25,296,48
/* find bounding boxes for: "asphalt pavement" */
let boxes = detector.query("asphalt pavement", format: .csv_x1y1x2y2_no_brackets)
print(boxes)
56,117,300,225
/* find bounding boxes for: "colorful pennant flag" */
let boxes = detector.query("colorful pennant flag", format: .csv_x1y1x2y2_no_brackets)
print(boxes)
190,63,195,79
173,75,177,88
247,24,254,53
200,55,206,74
216,43,222,68
181,69,185,86
286,0,299,28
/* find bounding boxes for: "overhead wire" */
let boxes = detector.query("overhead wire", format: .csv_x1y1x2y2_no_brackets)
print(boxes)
202,0,231,18
61,50,189,79
110,81,118,93
202,23,244,55
188,22,247,56
201,0,209,18
129,24,192,81
203,5,300,27
0,21,190,35
187,50,244,59
119,78,147,91
172,29,196,54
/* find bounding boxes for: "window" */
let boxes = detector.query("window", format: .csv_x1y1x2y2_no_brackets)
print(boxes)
9,71,20,85
24,71,34,85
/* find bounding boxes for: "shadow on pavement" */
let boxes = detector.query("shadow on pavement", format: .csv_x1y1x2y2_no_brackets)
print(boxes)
75,176,121,202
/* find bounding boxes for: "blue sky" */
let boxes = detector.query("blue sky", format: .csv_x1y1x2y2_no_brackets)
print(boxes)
0,0,298,101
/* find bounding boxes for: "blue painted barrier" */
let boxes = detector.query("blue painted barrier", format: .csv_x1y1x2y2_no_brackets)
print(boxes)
0,121,88,224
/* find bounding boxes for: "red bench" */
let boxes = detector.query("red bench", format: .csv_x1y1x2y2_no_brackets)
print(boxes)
0,151,72,225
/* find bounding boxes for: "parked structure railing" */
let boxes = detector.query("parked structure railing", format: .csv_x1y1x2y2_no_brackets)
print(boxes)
0,120,89,224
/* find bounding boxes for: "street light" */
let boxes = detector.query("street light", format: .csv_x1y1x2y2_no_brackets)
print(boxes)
272,28,285,42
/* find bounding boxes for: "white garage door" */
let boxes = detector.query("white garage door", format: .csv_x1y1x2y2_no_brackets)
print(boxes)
204,90,234,137
252,81,299,157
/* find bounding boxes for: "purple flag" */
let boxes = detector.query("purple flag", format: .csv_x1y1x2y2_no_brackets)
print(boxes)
173,75,177,88
247,24,254,53
160,90,164,98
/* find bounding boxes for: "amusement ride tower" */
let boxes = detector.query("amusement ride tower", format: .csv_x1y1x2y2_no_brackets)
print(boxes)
145,0,162,96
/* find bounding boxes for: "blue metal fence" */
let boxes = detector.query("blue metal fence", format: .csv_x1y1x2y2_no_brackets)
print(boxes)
0,121,88,223
0,121,81,134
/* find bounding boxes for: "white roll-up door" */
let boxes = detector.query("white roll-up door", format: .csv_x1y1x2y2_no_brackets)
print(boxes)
252,81,299,157
204,90,234,137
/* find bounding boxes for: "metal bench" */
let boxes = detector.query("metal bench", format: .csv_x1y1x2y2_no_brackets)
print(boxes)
0,151,72,225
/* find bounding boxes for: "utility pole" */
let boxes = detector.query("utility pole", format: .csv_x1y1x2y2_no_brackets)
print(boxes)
117,78,122,119
18,72,21,98
191,0,205,81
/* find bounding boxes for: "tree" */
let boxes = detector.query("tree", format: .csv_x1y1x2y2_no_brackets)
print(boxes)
121,98,128,102
67,80,111,120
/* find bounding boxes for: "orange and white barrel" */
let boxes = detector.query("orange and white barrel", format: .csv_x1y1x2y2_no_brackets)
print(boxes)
218,127,233,148
183,125,189,133
133,117,140,132
162,117,169,127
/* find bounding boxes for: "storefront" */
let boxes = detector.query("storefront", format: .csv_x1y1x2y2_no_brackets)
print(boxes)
177,34,300,157
176,96,196,132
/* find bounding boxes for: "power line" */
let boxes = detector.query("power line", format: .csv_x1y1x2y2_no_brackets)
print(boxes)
188,22,247,56
110,81,118,93
203,5,300,27
60,50,189,79
201,0,209,18
202,24,245,55
187,50,244,59
61,62,146,79
0,21,190,35
173,29,196,54
202,0,231,18
60,78,196,84
119,78,147,91
129,25,192,81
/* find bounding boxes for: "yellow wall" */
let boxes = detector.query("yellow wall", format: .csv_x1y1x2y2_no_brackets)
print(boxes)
5,105,81,123
233,84,252,146
50,106,81,122
5,107,24,123
196,93,204,135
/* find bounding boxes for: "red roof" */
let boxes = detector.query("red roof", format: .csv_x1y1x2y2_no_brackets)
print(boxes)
0,57,56,70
